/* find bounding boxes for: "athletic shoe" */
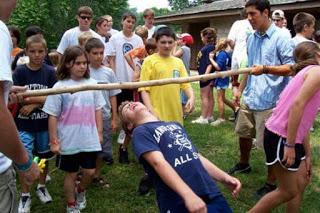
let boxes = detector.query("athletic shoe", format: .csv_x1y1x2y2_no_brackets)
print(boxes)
191,116,209,124
119,146,130,164
36,187,52,203
228,163,252,175
207,116,215,123
117,129,126,144
18,195,31,213
45,174,51,182
210,118,226,127
76,190,86,210
66,205,80,213
255,183,277,199
138,174,153,195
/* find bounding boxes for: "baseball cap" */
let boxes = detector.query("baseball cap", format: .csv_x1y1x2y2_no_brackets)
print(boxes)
181,33,194,45
272,10,285,20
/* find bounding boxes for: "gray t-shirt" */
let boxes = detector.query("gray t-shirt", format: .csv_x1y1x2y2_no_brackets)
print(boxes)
89,66,121,119
181,46,191,75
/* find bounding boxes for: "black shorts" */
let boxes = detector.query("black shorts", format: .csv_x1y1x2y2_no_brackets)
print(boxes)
116,89,134,109
199,79,214,88
264,128,305,171
56,152,98,173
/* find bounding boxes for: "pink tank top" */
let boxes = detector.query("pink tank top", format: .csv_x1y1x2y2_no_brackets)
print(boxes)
266,65,320,144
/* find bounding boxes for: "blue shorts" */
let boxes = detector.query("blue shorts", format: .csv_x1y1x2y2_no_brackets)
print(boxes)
19,131,54,159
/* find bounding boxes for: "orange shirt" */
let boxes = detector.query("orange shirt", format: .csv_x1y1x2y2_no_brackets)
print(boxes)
12,47,22,58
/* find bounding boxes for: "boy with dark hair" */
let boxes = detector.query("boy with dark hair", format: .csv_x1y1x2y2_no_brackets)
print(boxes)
85,38,120,183
13,35,57,213
139,26,194,125
106,11,143,164
292,12,315,46
119,101,241,213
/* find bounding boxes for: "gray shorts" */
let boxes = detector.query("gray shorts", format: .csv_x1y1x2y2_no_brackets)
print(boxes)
0,166,17,213
97,118,113,161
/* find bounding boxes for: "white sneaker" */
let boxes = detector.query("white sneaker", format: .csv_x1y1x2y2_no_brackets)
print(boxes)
117,129,126,144
45,174,51,182
66,206,80,213
207,116,215,123
36,187,52,203
210,118,226,127
191,116,209,124
76,190,86,210
18,195,31,213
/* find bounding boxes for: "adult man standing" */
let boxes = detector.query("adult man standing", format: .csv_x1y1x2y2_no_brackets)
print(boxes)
228,0,294,198
57,6,102,55
0,0,40,212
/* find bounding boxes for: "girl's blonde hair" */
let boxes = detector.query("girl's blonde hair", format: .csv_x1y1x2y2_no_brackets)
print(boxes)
215,38,228,52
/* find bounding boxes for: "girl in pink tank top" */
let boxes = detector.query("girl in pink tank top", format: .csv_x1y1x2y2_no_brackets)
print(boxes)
250,41,320,212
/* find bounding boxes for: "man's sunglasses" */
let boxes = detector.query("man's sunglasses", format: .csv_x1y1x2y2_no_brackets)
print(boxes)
80,16,92,21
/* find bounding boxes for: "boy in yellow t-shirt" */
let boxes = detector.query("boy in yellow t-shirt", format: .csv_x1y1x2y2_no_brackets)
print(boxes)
139,26,195,125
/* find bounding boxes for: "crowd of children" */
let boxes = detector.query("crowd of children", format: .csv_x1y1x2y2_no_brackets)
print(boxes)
2,0,320,212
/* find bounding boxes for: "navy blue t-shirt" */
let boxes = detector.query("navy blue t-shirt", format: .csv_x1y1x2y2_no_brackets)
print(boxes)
214,50,231,88
13,64,57,132
132,121,221,212
197,44,215,75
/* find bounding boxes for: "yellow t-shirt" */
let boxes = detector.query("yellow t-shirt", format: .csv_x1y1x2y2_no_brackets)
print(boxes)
139,53,191,125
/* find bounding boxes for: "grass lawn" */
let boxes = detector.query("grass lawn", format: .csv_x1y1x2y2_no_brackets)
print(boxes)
29,84,320,213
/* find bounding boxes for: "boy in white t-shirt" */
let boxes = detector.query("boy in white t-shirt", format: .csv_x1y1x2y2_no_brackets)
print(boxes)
57,6,102,55
106,11,143,164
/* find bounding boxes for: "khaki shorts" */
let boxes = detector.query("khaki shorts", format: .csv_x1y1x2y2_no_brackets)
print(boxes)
0,166,17,213
235,105,273,149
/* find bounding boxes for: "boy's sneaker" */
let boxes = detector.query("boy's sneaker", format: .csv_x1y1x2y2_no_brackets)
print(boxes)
117,129,126,144
255,183,277,199
191,116,209,124
119,147,129,164
76,190,86,210
138,174,153,195
36,186,52,203
210,118,226,127
228,163,251,175
207,116,215,123
18,195,31,213
66,205,80,213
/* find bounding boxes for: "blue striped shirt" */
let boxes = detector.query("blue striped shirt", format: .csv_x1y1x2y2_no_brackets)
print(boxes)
243,23,294,111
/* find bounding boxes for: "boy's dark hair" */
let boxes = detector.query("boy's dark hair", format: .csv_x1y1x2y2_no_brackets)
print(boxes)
122,11,136,21
8,25,21,45
245,0,271,16
292,41,320,74
25,34,47,50
57,46,90,80
293,12,315,33
145,38,157,55
25,26,43,38
143,8,155,18
77,6,93,16
154,26,176,42
201,27,217,44
85,37,104,52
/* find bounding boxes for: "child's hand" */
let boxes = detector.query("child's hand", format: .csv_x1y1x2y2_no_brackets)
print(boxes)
9,85,28,104
184,194,207,213
223,175,241,198
185,98,195,114
282,146,296,167
19,104,40,116
50,141,60,154
111,118,118,132
305,156,312,182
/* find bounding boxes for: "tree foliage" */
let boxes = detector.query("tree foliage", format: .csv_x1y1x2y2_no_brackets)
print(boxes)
9,0,129,49
168,0,202,11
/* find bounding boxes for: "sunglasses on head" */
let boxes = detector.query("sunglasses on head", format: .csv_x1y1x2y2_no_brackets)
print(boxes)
80,16,92,21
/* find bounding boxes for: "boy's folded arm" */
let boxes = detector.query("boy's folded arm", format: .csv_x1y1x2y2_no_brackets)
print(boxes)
23,96,47,105
143,151,206,211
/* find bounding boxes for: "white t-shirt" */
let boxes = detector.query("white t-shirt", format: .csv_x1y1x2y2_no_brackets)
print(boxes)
292,35,311,47
108,28,119,36
145,25,156,39
278,27,292,39
105,31,143,82
43,78,106,155
228,19,253,70
0,20,13,172
57,26,102,54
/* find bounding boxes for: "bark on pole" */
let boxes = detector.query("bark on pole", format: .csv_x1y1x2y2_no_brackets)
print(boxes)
20,68,252,97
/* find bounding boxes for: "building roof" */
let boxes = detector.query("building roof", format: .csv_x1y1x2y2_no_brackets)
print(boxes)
156,0,315,22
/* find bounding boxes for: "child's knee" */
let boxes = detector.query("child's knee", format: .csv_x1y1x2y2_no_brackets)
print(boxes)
279,187,298,201
82,169,96,178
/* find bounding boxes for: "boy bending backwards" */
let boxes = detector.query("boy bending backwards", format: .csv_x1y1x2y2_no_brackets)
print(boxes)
119,101,241,213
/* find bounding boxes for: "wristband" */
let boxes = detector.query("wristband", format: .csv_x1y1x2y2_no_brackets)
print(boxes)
262,65,269,74
283,141,295,148
14,153,33,171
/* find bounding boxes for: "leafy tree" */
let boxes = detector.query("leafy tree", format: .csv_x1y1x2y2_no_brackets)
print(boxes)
9,0,128,49
168,0,202,11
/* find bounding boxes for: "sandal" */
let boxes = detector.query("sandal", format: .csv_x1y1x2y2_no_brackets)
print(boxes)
92,177,110,188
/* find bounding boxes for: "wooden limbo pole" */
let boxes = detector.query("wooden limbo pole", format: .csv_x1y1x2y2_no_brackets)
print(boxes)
20,68,252,98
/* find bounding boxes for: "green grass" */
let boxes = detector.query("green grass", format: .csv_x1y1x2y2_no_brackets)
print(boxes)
29,84,320,212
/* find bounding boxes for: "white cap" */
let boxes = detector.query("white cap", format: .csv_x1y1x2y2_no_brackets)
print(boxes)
272,10,285,19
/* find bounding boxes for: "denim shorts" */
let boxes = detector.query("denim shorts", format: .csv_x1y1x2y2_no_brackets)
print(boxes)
19,131,54,159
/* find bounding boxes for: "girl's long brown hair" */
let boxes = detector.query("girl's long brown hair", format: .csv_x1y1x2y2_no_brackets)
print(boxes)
292,41,320,74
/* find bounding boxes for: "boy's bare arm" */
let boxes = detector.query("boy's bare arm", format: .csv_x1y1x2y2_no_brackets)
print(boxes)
109,56,116,73
199,154,241,197
124,52,136,71
110,95,118,131
143,151,206,212
95,109,103,144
